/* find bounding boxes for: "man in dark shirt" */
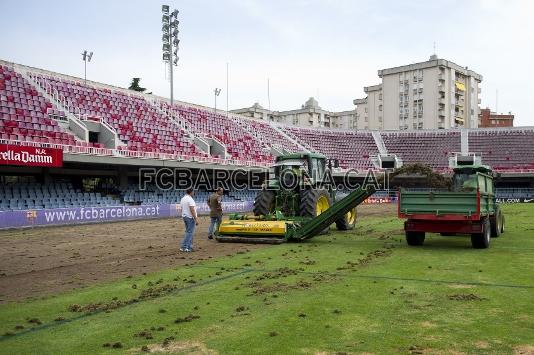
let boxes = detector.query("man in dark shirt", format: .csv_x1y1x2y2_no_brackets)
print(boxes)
207,187,223,239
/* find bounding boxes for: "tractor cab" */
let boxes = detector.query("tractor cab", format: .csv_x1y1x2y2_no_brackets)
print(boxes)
452,165,494,193
272,153,327,186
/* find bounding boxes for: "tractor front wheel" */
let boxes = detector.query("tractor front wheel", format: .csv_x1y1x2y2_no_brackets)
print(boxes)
336,207,357,230
300,188,332,234
253,189,275,216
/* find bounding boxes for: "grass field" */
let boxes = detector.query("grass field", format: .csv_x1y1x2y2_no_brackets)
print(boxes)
1,204,533,354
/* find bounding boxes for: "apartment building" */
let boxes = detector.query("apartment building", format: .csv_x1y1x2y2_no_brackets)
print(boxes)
231,98,357,129
354,55,482,130
479,108,514,127
353,84,383,130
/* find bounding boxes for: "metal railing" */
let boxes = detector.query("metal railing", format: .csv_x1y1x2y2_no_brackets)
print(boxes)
0,139,270,168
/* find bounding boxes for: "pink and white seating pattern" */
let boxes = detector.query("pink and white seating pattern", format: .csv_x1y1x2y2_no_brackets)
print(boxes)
31,73,204,156
468,130,534,172
283,126,378,169
0,66,99,146
166,103,273,163
381,131,460,170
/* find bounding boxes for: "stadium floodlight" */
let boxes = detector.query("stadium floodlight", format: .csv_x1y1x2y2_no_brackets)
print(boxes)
161,5,180,105
81,49,93,86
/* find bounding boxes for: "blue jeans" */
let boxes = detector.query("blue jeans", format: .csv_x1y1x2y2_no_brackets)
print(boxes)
181,217,196,250
208,215,222,237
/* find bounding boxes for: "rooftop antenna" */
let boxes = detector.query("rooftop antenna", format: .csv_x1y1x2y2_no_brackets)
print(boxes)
267,78,271,111
496,89,499,114
226,62,229,118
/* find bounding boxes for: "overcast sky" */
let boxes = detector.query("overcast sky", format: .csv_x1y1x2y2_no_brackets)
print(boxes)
1,0,532,125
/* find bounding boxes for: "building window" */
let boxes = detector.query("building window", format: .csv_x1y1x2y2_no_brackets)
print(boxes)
379,105,383,111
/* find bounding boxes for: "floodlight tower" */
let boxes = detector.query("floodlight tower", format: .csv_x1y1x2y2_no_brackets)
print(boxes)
214,88,221,113
162,5,180,105
81,50,93,85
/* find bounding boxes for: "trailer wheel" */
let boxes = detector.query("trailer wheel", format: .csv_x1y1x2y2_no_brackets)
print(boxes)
336,207,357,230
406,231,425,246
253,189,275,216
471,218,491,249
500,214,505,234
490,209,502,238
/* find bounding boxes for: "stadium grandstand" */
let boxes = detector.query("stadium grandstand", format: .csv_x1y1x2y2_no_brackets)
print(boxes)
1,58,534,227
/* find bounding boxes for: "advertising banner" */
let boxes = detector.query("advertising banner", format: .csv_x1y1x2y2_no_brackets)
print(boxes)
0,144,63,167
0,201,253,229
496,198,534,204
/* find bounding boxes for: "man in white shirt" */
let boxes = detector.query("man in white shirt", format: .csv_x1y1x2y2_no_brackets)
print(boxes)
180,188,199,252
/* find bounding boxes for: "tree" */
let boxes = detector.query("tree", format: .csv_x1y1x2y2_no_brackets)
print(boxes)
128,78,146,92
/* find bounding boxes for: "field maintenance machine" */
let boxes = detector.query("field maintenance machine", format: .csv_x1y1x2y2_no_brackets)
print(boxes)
398,163,505,249
215,152,376,244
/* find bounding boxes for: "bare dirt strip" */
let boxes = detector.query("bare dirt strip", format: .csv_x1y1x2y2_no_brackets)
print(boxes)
0,204,395,303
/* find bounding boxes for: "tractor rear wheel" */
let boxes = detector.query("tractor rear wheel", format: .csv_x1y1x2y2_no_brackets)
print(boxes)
300,188,332,233
406,231,425,246
253,189,275,216
471,218,491,249
336,207,357,230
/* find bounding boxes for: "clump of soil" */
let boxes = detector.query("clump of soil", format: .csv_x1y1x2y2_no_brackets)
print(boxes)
68,304,82,312
235,306,248,312
162,336,175,346
269,331,278,337
14,325,24,330
67,283,182,315
54,317,65,322
386,163,452,190
408,345,425,354
134,330,153,339
26,318,42,325
174,314,200,323
246,279,312,296
337,249,392,270
448,293,487,301
255,267,298,281
299,259,316,265
111,342,123,349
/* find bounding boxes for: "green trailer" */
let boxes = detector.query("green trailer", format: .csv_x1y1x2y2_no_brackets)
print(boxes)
398,164,505,249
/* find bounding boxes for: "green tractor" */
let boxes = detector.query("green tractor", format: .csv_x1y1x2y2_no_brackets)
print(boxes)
252,152,356,231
